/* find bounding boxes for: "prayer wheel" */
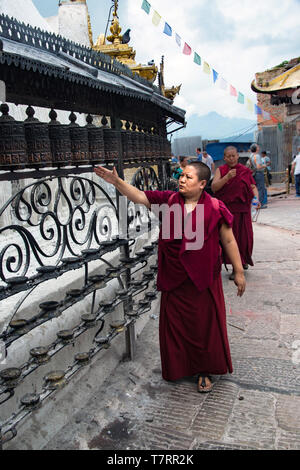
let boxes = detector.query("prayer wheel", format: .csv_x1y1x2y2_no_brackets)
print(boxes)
48,109,72,165
24,106,51,166
85,114,105,163
68,112,89,164
0,103,28,168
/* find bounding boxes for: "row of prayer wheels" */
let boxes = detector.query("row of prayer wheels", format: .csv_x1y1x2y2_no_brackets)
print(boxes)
0,104,172,169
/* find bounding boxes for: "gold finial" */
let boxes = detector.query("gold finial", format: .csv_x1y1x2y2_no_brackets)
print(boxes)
113,0,118,17
107,0,122,45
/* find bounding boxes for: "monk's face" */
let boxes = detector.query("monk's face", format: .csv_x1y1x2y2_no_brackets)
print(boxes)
224,149,239,168
179,165,207,198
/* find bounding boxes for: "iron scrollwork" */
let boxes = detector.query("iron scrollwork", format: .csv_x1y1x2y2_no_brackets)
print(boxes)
0,175,119,285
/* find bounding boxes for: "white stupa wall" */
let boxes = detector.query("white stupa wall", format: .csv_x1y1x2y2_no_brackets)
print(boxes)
58,1,91,47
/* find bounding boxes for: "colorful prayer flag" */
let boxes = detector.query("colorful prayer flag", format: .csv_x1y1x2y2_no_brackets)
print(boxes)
271,115,278,123
219,77,227,90
194,52,201,65
183,42,192,55
237,92,244,104
212,70,219,83
247,98,254,112
255,104,262,115
175,33,181,47
141,0,151,14
152,11,161,26
163,22,172,36
278,123,283,131
263,110,271,120
203,62,210,74
230,85,237,97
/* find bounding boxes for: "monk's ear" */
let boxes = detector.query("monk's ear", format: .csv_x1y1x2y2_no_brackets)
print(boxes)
199,179,207,189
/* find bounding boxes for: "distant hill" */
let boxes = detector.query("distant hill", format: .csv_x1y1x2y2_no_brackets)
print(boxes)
174,112,257,141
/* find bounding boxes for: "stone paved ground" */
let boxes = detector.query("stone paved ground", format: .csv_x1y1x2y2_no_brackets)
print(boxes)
8,191,300,451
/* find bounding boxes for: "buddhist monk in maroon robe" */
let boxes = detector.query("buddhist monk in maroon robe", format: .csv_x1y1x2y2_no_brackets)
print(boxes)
212,146,260,279
94,161,246,393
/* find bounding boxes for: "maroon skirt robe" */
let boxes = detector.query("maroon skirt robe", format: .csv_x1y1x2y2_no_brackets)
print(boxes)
215,164,256,267
144,190,234,382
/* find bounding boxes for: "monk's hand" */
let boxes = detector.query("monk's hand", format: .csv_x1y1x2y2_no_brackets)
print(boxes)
94,166,119,186
234,272,246,297
227,169,237,180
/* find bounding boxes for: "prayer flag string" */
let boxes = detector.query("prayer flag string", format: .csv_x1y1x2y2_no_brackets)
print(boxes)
140,0,282,124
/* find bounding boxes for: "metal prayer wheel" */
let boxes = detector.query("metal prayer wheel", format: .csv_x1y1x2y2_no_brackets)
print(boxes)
68,112,89,164
48,109,72,165
121,122,134,161
101,116,119,162
85,114,105,163
0,103,28,168
102,128,119,162
153,133,160,157
24,106,51,166
137,127,145,160
144,130,152,159
165,137,171,157
125,121,135,160
158,135,165,156
130,125,139,161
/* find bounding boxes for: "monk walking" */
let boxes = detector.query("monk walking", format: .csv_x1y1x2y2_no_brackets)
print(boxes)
94,161,246,393
212,146,260,279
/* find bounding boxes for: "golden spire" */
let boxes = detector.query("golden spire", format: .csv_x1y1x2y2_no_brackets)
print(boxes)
92,0,158,84
107,1,123,45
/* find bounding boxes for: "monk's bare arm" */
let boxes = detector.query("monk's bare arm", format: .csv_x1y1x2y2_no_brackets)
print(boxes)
94,166,150,209
219,224,246,296
251,184,260,203
211,168,235,193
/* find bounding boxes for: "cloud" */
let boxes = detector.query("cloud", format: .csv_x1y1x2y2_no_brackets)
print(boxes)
124,0,300,120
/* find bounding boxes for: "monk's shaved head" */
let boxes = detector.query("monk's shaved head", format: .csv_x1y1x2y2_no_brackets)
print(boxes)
224,146,238,156
186,162,211,182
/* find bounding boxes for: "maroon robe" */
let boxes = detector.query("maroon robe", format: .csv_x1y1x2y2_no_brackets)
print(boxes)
144,189,234,382
214,163,256,267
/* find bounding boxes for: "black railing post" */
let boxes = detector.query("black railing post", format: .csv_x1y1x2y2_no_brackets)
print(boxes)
112,117,136,360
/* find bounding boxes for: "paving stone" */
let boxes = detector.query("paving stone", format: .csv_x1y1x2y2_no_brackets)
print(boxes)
196,441,258,450
141,424,195,450
280,315,300,335
275,396,300,432
191,381,239,441
227,358,300,394
224,390,276,449
277,430,300,450
230,338,290,361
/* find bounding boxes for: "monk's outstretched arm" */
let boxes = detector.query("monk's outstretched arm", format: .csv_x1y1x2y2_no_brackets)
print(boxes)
94,166,150,209
219,224,246,297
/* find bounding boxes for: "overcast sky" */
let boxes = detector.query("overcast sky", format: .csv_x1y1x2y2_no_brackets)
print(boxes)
32,0,300,122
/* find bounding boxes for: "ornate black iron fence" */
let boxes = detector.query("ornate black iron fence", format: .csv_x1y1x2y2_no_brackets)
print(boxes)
0,165,165,449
